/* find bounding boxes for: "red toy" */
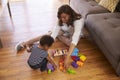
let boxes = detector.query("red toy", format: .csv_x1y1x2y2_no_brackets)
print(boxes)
59,56,65,72
71,56,77,61
71,56,80,62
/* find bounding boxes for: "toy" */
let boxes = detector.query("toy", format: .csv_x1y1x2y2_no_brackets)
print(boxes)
71,52,78,56
76,61,84,67
71,56,77,61
59,56,65,72
48,48,68,57
71,48,79,56
71,53,87,68
78,53,82,57
71,61,78,68
47,63,54,74
71,56,80,62
80,55,86,62
73,48,79,53
48,69,52,74
67,68,76,74
74,57,80,62
59,61,64,71
54,49,67,56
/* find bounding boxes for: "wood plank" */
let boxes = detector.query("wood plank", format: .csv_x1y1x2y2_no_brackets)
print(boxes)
0,0,119,80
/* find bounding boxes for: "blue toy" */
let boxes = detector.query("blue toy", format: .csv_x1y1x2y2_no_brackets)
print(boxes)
71,61,78,68
71,48,79,56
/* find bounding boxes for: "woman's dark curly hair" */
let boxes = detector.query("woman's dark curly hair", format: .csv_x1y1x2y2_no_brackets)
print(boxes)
57,4,81,27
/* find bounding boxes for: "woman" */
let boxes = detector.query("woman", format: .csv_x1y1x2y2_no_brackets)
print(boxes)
16,5,84,69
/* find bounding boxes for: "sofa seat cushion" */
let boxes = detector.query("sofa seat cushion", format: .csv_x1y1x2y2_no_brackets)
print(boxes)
70,0,109,18
86,13,120,62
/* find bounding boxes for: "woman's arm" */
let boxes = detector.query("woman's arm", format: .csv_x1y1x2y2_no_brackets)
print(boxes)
72,18,84,45
51,25,60,40
64,18,84,69
64,43,76,69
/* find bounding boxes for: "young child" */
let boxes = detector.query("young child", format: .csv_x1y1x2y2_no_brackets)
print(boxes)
27,35,57,72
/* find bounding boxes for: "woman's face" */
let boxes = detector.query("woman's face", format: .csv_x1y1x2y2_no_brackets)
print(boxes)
60,13,70,23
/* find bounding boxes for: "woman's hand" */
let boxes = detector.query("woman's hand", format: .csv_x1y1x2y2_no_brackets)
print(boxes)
64,55,70,70
64,43,76,70
53,63,58,70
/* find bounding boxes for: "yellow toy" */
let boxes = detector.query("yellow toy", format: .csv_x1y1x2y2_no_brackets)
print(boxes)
80,55,86,62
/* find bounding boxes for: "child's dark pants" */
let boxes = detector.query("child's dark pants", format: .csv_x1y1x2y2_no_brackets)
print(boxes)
28,58,48,72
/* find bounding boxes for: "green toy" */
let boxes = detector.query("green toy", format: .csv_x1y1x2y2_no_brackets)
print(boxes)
48,69,52,74
78,53,82,57
67,68,76,74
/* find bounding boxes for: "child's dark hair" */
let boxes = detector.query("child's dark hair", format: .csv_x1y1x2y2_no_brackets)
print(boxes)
57,4,81,26
40,35,54,47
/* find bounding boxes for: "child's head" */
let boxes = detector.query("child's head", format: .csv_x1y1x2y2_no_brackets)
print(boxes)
39,35,54,50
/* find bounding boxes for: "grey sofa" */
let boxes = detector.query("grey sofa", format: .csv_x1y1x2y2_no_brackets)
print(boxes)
70,0,120,76
70,0,109,18
86,13,120,76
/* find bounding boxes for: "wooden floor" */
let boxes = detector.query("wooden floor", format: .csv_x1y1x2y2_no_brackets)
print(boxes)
0,0,120,80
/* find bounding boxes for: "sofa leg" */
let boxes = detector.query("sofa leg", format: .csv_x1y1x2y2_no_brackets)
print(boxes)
116,63,120,77
116,74,120,77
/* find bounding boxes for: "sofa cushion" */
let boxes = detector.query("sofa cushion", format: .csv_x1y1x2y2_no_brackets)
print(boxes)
70,0,109,18
99,0,119,12
95,0,101,3
86,13,120,62
115,0,120,12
